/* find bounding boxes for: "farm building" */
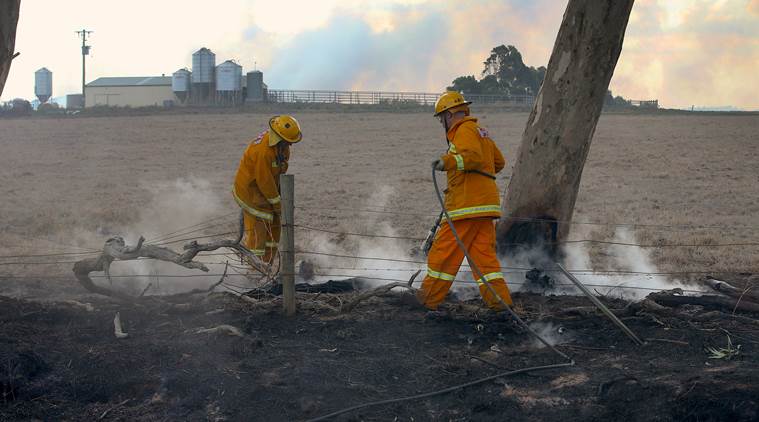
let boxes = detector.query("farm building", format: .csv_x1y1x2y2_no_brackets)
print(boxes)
85,76,175,107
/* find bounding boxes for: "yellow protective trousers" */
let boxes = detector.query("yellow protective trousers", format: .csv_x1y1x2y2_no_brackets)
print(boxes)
242,211,281,265
417,218,512,310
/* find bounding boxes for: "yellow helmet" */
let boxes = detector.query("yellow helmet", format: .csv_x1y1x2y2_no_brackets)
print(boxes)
268,115,303,146
434,91,472,116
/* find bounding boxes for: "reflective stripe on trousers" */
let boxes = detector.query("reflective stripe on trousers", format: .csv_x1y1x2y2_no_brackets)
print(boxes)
418,218,512,310
232,188,274,221
446,205,500,219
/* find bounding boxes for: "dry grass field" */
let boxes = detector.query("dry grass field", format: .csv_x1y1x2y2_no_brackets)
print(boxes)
2,109,759,421
1,109,758,283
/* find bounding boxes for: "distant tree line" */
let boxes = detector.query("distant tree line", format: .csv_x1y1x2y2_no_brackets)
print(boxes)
448,45,545,96
448,44,631,105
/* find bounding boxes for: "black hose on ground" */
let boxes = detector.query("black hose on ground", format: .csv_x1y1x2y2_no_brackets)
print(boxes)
305,362,573,422
304,170,575,422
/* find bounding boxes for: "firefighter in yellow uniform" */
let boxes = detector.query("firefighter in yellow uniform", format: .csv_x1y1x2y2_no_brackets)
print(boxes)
233,115,302,264
417,92,513,310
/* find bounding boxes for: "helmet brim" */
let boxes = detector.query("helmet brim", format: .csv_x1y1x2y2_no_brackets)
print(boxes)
433,101,472,116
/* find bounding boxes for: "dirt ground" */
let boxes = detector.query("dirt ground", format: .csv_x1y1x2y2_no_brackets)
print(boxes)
1,283,758,421
1,109,759,420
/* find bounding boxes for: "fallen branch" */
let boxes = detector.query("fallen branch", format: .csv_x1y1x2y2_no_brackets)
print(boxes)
73,212,266,301
191,324,245,338
167,263,229,299
99,399,130,420
113,312,128,339
648,290,759,314
706,277,759,303
645,338,689,346
341,270,420,313
59,300,95,312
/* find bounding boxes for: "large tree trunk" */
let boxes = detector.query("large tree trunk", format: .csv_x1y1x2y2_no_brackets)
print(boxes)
0,0,21,98
496,0,634,258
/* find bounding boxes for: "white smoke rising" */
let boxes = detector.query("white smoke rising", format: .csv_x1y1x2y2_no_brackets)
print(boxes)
298,184,485,301
528,321,572,348
87,178,249,295
301,185,422,287
503,226,700,300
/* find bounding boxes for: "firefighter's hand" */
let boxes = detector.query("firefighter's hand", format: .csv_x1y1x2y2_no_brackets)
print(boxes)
431,159,445,171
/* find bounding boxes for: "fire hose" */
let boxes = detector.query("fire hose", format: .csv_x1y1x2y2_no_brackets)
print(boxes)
430,167,574,362
304,169,574,422
304,168,576,422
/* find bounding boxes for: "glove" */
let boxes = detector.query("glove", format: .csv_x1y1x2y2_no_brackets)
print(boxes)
431,159,445,171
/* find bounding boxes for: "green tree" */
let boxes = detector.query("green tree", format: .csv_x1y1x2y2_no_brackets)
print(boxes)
447,75,481,94
447,44,546,96
482,45,544,95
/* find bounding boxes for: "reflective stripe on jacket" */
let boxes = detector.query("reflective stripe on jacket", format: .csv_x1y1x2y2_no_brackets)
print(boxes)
439,117,505,221
233,131,290,220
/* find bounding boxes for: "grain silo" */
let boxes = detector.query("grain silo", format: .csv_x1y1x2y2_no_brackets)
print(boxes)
172,68,191,103
245,70,264,103
215,60,242,105
191,47,215,103
34,68,53,104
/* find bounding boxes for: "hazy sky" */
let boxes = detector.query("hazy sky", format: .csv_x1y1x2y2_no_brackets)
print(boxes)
3,0,758,109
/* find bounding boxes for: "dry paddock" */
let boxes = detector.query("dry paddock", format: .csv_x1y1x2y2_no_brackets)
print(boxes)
1,109,759,281
2,109,759,422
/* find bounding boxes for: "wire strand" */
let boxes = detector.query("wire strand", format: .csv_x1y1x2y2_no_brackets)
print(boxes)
295,223,759,248
296,204,759,232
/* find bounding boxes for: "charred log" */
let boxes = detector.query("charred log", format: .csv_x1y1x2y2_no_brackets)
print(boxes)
648,290,759,314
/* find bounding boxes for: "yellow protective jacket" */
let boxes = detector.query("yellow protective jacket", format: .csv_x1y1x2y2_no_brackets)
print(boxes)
233,131,290,221
439,117,505,221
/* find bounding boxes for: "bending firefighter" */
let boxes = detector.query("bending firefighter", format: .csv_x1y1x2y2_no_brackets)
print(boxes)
233,115,302,265
418,91,513,310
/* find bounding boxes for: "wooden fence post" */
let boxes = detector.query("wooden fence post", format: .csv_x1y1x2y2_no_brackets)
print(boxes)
280,174,296,316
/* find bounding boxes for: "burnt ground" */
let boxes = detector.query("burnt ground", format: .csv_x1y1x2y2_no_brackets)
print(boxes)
1,278,758,422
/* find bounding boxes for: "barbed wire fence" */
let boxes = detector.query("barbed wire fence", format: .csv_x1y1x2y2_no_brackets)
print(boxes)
2,198,759,301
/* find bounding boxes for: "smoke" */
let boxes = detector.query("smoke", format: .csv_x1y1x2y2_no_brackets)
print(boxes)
528,321,572,348
266,11,444,91
299,185,422,287
78,178,699,301
503,226,699,301
263,1,563,92
85,178,249,295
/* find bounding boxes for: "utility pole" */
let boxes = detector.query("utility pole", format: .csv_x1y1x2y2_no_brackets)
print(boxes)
76,29,93,107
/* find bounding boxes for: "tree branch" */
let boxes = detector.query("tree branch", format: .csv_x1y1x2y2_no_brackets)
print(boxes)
73,212,267,301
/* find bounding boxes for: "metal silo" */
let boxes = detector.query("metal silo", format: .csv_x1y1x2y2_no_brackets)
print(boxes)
191,47,215,103
215,60,242,105
245,70,264,103
172,68,191,103
34,68,53,103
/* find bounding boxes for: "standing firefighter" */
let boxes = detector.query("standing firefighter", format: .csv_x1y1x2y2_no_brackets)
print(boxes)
233,115,302,265
418,92,513,310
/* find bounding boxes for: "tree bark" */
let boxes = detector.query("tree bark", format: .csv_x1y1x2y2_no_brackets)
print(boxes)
496,0,635,258
0,0,21,98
